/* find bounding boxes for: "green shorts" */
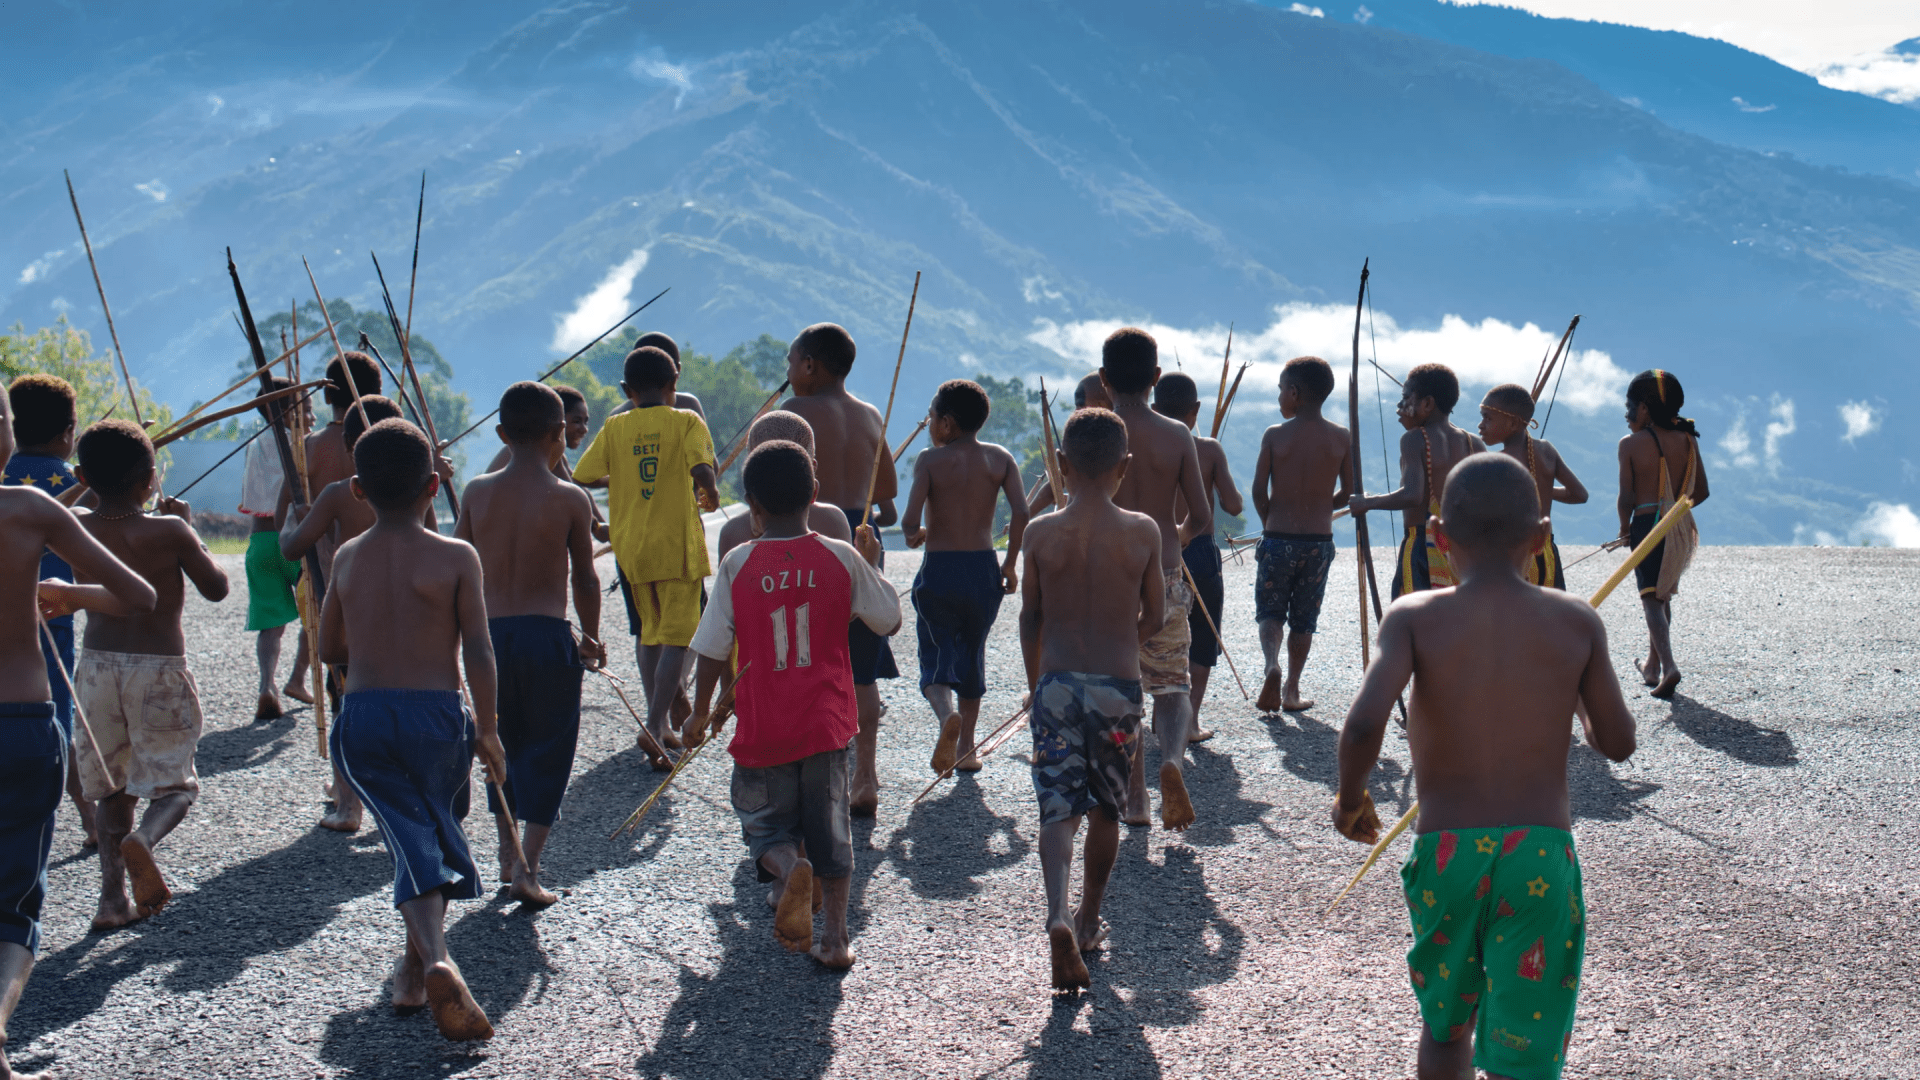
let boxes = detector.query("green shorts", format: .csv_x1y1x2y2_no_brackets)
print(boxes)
244,530,303,631
1401,825,1585,1080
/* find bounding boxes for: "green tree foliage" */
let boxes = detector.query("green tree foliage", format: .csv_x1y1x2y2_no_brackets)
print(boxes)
1,318,173,461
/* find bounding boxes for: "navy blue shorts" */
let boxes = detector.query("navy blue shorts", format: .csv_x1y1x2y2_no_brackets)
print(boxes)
333,689,482,907
485,616,583,828
41,620,74,743
0,702,65,954
912,550,1003,700
840,508,898,685
1255,532,1336,634
1183,534,1225,667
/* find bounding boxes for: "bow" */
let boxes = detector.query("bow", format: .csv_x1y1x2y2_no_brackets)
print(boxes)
1350,262,1407,725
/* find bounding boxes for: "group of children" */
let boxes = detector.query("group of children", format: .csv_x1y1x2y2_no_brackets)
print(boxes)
0,309,1709,1076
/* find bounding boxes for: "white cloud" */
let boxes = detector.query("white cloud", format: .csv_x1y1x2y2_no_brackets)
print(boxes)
1809,49,1920,105
1289,3,1325,15
1353,5,1375,24
1025,302,1629,416
134,179,168,203
17,250,62,285
630,56,693,107
1797,501,1920,548
1021,276,1064,305
1731,96,1777,113
1719,414,1756,468
1763,396,1795,473
206,93,224,116
1839,400,1880,443
552,249,649,353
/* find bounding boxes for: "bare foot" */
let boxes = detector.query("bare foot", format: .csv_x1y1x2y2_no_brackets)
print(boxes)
1282,695,1315,713
670,692,692,733
255,692,283,721
1073,909,1109,954
955,754,984,773
120,833,172,914
284,679,315,705
1159,762,1195,832
90,893,144,932
849,777,878,818
1188,726,1215,744
1255,670,1281,713
0,1052,52,1080
1633,657,1661,687
390,952,428,1012
498,847,518,884
319,807,361,833
662,726,684,751
509,867,559,908
425,961,494,1041
809,940,855,969
638,734,670,772
1049,924,1090,990
81,832,98,850
1122,781,1151,828
1651,671,1682,699
929,713,963,776
774,860,815,953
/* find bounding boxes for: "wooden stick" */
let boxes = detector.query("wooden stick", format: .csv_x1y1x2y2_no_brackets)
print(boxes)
1209,324,1234,439
63,171,144,434
405,172,425,350
154,329,321,441
38,611,110,782
588,668,671,763
611,663,749,838
913,701,1031,805
369,252,458,519
1036,380,1066,504
1180,560,1248,700
150,382,327,449
1326,800,1417,915
355,333,424,426
1212,362,1248,440
861,271,920,529
301,258,369,431
440,288,670,449
715,381,790,479
892,417,929,463
1531,315,1581,401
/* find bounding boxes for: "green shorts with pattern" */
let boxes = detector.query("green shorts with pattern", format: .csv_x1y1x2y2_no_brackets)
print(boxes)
1028,671,1142,826
1401,825,1585,1080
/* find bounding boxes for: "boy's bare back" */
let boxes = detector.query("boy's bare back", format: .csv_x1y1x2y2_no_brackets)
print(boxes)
1405,423,1483,523
0,487,146,697
457,466,596,620
782,392,888,511
1373,585,1630,832
716,505,851,561
1022,498,1161,679
911,439,1021,551
1255,417,1350,534
76,508,226,656
1109,403,1207,569
305,424,351,492
326,527,486,694
1619,425,1706,508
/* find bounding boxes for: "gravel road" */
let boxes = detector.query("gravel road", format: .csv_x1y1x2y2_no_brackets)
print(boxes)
10,545,1917,1079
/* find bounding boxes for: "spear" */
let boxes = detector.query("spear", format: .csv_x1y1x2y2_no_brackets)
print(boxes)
1212,362,1249,440
611,662,750,839
65,171,158,491
714,380,791,479
1036,380,1066,505
861,272,920,530
405,172,425,349
440,288,669,449
159,327,323,441
913,700,1032,805
1208,324,1234,438
150,381,327,448
356,332,424,426
370,251,457,519
892,417,929,463
300,258,370,431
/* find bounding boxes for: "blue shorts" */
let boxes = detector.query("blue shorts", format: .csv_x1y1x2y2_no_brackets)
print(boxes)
840,508,898,684
332,689,482,907
0,702,65,955
485,616,583,828
1255,532,1335,634
912,550,1003,699
1182,534,1224,667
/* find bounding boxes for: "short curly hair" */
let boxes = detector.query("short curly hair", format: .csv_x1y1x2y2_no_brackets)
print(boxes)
8,374,77,447
76,419,154,498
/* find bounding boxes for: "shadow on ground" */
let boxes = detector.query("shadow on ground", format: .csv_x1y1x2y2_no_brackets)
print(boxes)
1667,694,1798,767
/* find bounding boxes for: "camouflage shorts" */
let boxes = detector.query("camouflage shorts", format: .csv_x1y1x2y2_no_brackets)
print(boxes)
1029,671,1143,826
1139,571,1193,695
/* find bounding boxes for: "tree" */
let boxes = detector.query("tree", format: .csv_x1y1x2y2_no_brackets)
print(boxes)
1,318,173,460
723,334,790,388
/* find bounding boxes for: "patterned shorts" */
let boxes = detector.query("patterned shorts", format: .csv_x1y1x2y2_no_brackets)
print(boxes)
1029,671,1143,826
1138,571,1193,695
1254,533,1336,634
74,650,203,803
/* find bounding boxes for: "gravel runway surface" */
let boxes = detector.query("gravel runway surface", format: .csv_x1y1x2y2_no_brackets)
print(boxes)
11,545,1917,1079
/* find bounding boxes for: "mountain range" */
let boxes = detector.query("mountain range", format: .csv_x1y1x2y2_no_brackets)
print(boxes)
4,0,1918,545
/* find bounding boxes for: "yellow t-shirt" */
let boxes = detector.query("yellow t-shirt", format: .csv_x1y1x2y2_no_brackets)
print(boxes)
573,405,716,585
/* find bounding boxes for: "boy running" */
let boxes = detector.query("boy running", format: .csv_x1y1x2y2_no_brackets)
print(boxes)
456,382,604,907
779,323,898,815
689,441,901,969
1100,328,1210,831
1249,357,1352,714
1150,373,1242,740
1618,370,1709,699
903,379,1027,775
70,420,231,929
1019,408,1162,989
1350,363,1484,598
323,418,505,1041
573,346,719,762
1334,452,1637,1080
1478,384,1588,590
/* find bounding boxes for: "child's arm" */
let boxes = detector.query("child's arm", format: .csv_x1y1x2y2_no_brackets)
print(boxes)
690,463,719,512
453,544,506,784
1615,437,1636,536
1212,451,1245,520
279,484,339,560
1548,444,1588,505
998,449,1030,593
1331,431,1354,509
1173,437,1212,547
692,652,728,729
40,499,157,616
868,442,899,525
566,488,605,668
1576,606,1636,762
900,454,932,548
1250,433,1273,523
1352,430,1424,514
570,427,611,485
1026,477,1055,517
1333,604,1414,843
1136,526,1165,641
319,572,348,666
1686,437,1710,508
165,508,232,603
1018,541,1043,694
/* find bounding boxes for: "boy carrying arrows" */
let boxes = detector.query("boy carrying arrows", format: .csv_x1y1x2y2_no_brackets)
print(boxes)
1334,452,1637,1080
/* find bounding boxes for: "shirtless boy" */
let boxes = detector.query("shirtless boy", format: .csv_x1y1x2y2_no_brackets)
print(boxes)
779,323,899,815
1100,328,1210,831
1026,373,1110,517
302,351,385,560
902,380,1027,775
456,382,604,907
483,383,592,476
1019,408,1162,990
1334,452,1637,1080
1150,373,1242,740
323,418,505,1041
1618,369,1709,699
690,441,901,969
0,385,154,1080
238,374,313,720
1351,363,1484,598
1249,357,1352,714
70,420,231,929
715,412,853,562
1478,384,1588,589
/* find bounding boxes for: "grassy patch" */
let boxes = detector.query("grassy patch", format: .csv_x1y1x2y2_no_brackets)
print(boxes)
205,537,250,556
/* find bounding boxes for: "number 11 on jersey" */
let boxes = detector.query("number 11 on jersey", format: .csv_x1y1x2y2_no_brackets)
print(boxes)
769,603,812,671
